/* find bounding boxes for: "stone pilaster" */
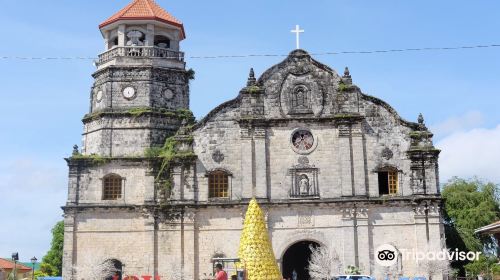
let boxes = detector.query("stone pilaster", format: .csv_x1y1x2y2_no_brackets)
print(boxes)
254,127,268,199
240,126,253,199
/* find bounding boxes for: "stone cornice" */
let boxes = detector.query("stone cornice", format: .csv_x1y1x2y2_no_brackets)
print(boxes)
62,194,442,212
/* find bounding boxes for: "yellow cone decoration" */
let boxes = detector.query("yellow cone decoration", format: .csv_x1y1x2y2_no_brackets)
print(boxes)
238,198,282,280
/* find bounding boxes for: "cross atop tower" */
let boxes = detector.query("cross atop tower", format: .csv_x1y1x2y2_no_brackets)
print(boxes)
291,25,304,49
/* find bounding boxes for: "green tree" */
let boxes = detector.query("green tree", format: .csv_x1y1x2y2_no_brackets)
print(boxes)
464,255,500,278
345,265,362,275
442,178,500,275
442,177,500,252
40,221,64,276
33,269,49,279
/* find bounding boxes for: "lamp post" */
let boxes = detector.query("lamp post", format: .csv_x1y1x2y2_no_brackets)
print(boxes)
30,257,37,280
12,252,19,280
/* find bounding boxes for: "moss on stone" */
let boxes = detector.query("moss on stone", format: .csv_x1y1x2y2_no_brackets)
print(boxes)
146,136,196,205
409,131,433,139
407,147,441,153
338,81,354,92
83,108,196,124
247,85,261,94
70,153,110,165
334,113,358,119
128,107,153,117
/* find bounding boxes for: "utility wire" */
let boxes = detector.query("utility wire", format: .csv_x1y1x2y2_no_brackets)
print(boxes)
1,43,499,61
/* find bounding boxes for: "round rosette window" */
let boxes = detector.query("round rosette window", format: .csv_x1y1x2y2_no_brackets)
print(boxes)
290,128,317,154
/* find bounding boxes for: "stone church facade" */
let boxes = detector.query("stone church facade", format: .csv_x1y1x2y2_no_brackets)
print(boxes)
62,0,445,279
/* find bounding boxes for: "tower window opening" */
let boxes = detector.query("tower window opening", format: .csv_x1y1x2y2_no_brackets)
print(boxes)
126,30,145,46
103,174,123,200
154,35,171,49
107,36,119,49
378,171,398,195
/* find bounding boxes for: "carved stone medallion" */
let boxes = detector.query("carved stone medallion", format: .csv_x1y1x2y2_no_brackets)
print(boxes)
382,147,394,160
212,150,225,163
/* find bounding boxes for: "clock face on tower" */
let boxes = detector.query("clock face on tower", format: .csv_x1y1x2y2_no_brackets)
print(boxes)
95,90,103,103
164,88,174,100
122,86,136,100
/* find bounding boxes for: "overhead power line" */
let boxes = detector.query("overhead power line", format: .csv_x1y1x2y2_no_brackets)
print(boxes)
1,43,499,61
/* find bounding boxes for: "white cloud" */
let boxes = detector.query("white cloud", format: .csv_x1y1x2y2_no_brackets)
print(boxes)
0,158,67,261
436,125,500,184
430,111,484,140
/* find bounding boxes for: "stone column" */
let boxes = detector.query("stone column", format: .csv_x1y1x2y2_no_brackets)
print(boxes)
62,211,76,280
181,211,196,280
351,123,367,196
118,25,126,46
254,127,268,199
413,204,429,276
104,30,110,50
171,166,182,200
146,24,155,47
182,165,196,201
338,125,353,196
356,209,371,274
341,208,357,268
240,126,253,199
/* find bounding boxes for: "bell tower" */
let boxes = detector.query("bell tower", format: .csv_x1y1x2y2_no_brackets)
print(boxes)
83,0,192,157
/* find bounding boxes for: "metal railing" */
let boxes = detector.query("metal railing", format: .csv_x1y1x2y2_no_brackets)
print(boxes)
97,46,185,65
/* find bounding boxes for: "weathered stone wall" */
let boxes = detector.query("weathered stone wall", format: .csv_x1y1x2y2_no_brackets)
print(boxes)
191,100,243,200
66,160,155,205
191,50,438,201
83,66,190,157
63,203,443,279
82,115,180,157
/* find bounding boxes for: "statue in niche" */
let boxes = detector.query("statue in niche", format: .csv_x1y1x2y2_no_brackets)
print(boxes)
126,30,144,46
290,85,312,114
299,174,310,195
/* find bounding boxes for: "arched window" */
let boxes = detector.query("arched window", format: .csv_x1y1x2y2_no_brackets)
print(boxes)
103,174,123,200
109,37,118,49
208,170,229,199
154,35,171,49
126,30,145,46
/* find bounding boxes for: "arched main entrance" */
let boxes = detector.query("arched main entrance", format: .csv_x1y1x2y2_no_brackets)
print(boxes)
282,240,320,280
105,259,122,280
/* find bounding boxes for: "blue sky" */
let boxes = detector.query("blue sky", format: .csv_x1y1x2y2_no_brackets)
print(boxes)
1,0,499,263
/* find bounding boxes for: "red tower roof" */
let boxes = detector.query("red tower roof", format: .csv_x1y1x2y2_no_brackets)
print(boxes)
99,0,185,39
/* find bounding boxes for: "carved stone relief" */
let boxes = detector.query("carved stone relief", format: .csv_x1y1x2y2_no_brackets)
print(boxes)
280,74,324,117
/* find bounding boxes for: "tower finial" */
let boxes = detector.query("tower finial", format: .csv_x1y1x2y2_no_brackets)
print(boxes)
247,68,256,86
418,113,424,124
72,145,79,155
344,67,351,78
417,113,427,130
342,66,353,85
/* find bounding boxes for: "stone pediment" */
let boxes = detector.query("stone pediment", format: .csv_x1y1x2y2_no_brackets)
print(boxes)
194,49,424,132
258,49,339,118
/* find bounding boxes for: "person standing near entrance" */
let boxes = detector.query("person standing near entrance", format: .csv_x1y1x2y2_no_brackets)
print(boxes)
214,263,228,280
